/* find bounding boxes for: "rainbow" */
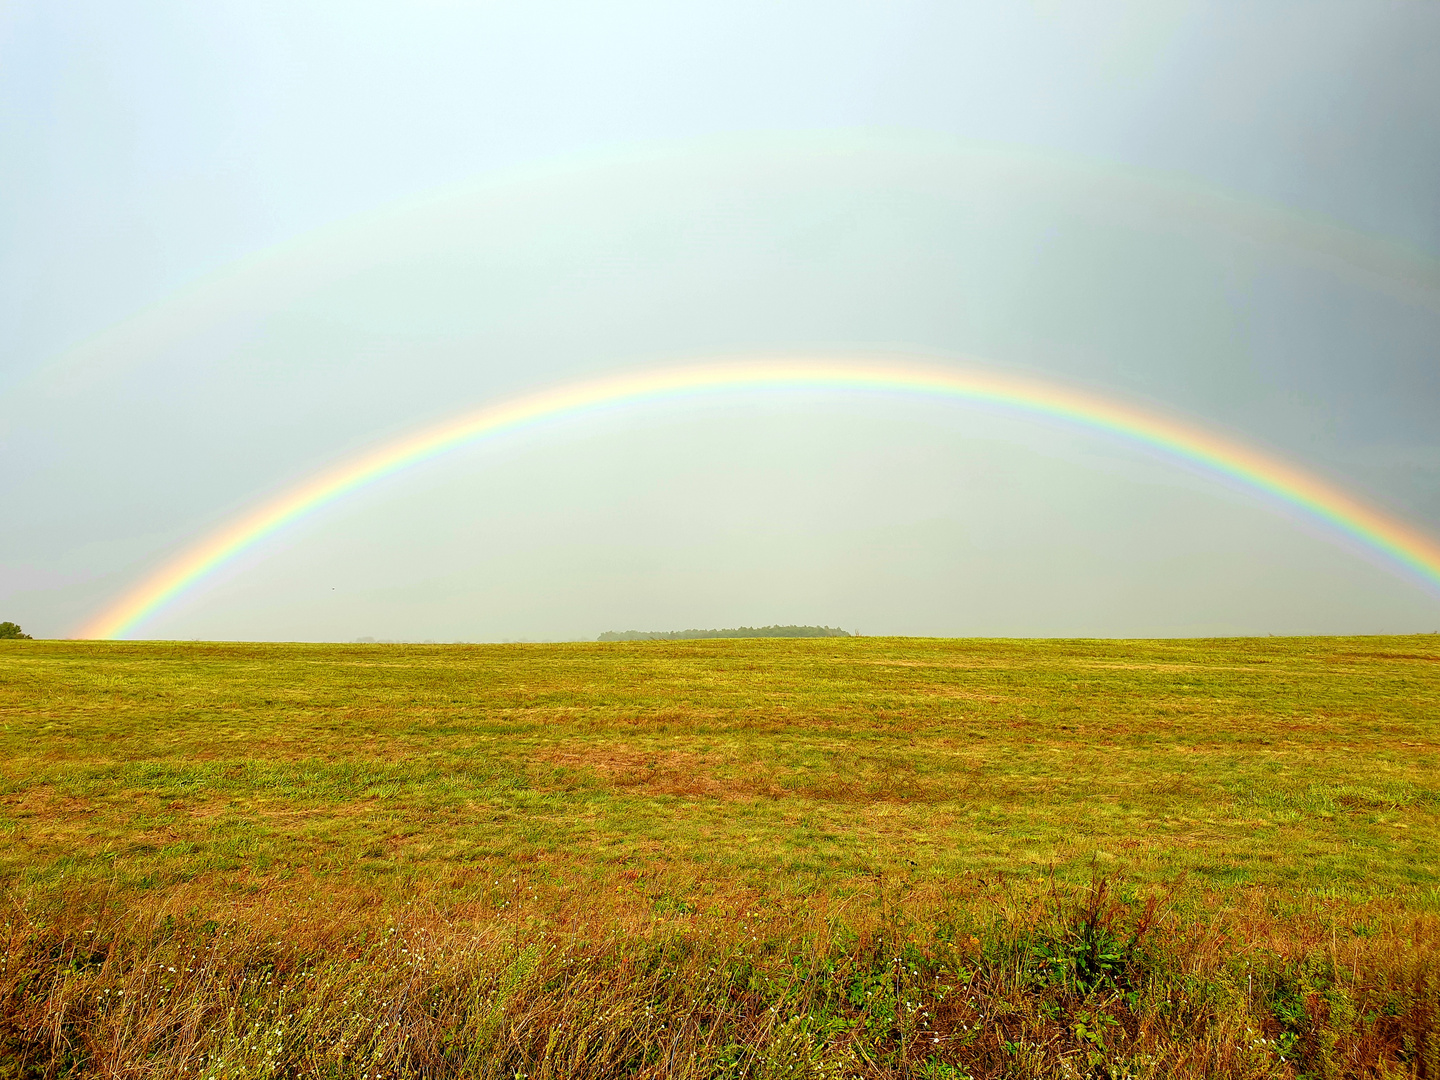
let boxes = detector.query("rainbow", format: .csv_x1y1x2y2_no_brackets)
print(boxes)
77,356,1440,639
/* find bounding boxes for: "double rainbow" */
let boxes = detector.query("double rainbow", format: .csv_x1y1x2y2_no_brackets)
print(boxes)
78,357,1440,639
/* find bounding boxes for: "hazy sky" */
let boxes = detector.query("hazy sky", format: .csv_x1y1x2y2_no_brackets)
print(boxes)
3,1,1439,640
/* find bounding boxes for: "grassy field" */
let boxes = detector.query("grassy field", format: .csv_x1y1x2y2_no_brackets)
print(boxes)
1,636,1438,1078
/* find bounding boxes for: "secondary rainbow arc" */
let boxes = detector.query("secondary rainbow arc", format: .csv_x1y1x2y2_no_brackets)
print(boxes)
77,357,1440,639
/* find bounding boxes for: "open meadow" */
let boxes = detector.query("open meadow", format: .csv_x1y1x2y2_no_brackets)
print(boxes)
1,636,1438,1078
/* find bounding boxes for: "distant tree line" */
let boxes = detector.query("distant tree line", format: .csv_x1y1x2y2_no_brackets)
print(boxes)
598,625,851,642
0,621,32,640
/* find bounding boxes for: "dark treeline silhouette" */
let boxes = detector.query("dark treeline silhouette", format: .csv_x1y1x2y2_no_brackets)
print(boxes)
598,625,851,642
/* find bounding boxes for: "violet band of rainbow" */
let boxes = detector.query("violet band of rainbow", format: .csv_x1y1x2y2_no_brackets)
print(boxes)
77,357,1440,639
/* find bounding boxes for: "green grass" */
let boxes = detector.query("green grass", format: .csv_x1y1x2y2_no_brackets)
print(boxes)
3,636,1437,900
1,636,1438,1077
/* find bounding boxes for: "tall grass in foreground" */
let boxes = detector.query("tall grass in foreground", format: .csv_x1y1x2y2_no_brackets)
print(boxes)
3,879,1436,1079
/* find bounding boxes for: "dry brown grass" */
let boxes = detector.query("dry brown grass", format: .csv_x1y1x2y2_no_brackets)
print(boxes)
2,876,1438,1079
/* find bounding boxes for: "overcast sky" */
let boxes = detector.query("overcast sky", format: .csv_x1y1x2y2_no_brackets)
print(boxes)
3,0,1439,640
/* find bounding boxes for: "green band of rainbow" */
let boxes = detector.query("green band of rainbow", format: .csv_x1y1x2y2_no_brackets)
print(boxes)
77,357,1440,639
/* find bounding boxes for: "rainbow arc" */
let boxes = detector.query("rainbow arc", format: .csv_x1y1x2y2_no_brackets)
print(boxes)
78,357,1440,639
